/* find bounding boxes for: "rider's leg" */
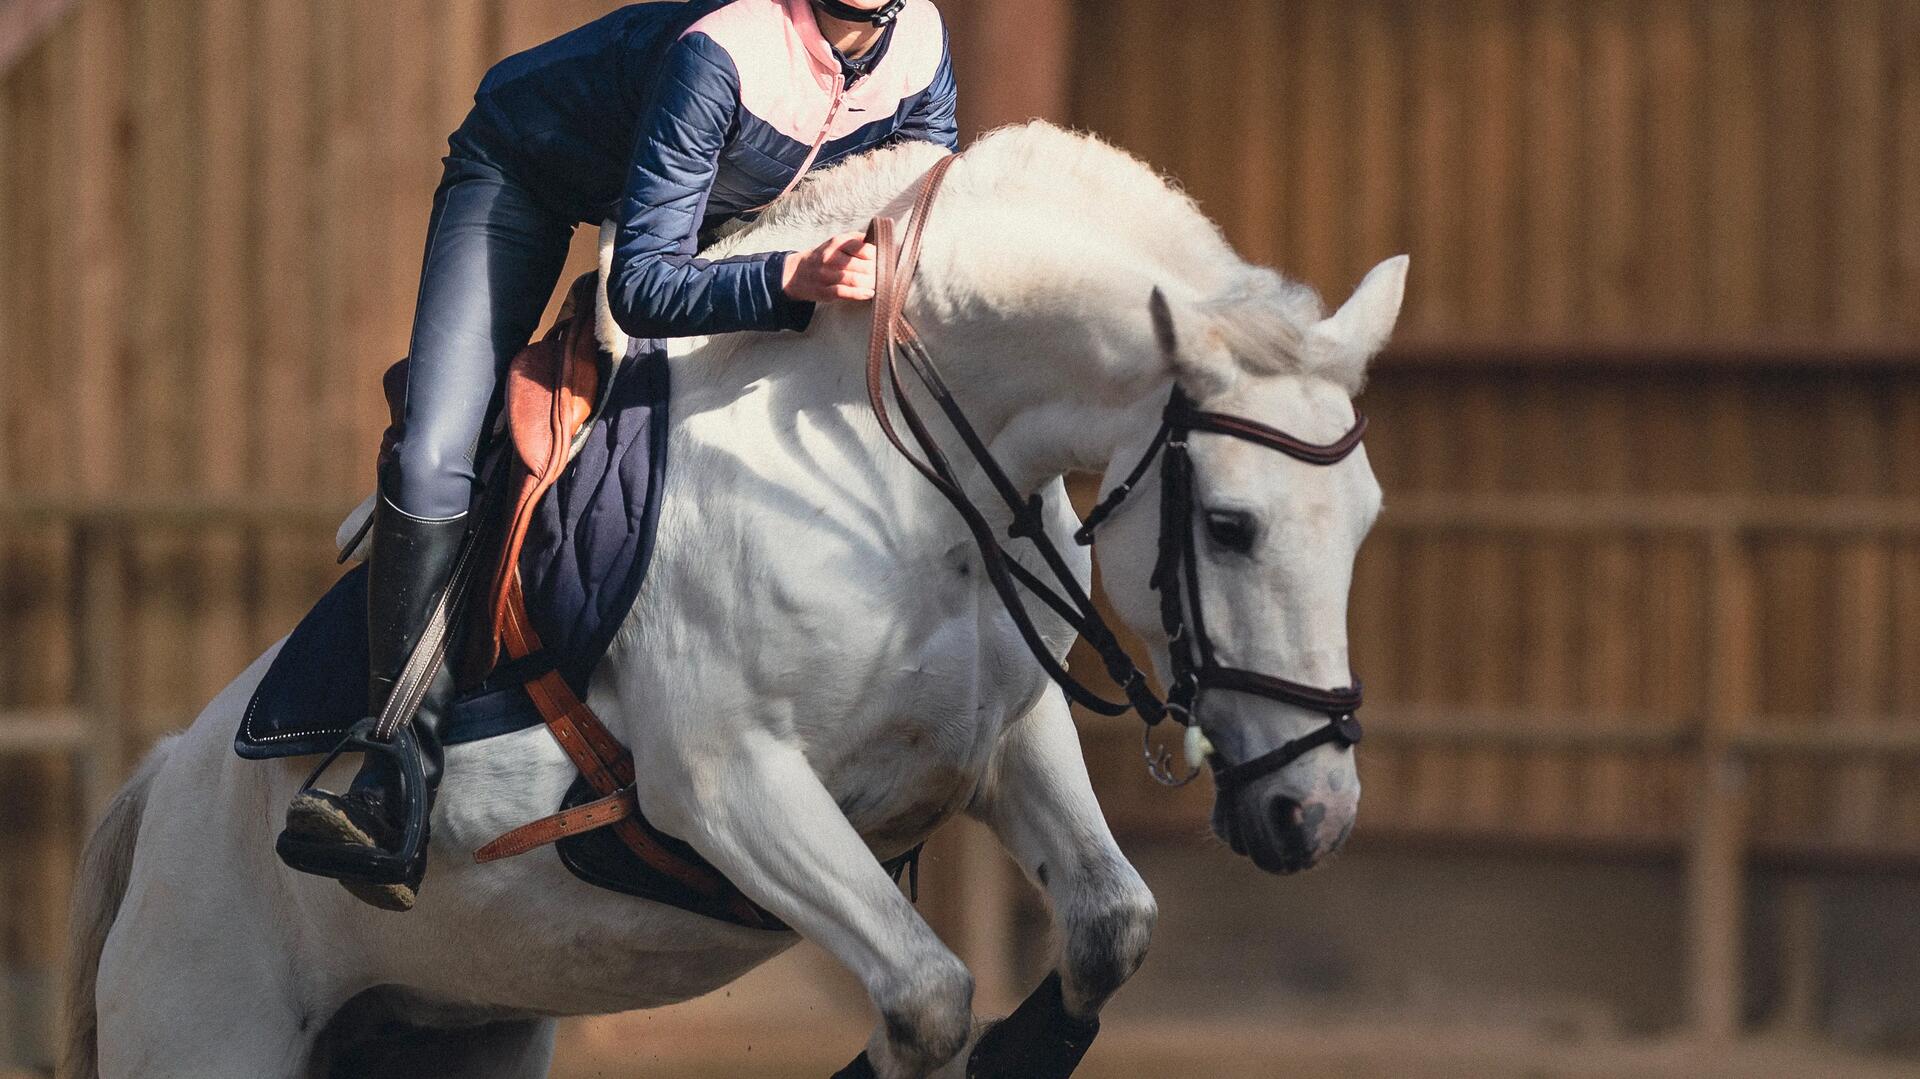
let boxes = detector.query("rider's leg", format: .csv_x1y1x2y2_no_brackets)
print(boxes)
960,688,1158,1078
280,156,574,911
637,737,976,1079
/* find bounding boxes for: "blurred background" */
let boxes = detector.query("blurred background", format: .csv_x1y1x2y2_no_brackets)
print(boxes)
1,0,1917,1075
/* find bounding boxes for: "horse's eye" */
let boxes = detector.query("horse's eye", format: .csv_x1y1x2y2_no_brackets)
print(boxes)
1203,509,1258,553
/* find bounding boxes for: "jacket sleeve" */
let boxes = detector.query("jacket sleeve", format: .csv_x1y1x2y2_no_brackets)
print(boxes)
609,34,815,339
892,27,959,150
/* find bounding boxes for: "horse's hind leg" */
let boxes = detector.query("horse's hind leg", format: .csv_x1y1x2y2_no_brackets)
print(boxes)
95,899,316,1078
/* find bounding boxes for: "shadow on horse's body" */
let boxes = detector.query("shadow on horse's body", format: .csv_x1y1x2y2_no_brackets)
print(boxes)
65,122,1403,1079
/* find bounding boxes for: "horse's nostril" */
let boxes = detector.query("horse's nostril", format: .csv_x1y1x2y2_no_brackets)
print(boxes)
1269,796,1304,834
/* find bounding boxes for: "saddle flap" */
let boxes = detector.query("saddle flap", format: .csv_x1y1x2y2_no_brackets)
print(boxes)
507,274,603,480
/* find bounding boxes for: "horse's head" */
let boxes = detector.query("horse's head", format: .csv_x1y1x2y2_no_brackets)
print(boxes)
1094,256,1406,875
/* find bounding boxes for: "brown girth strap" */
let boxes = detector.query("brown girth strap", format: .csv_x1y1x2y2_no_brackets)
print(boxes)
473,570,778,928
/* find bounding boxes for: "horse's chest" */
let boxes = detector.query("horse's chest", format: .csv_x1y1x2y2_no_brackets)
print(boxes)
817,594,1049,850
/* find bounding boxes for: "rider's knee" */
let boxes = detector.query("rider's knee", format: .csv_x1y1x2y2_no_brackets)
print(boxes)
875,952,973,1066
388,434,476,520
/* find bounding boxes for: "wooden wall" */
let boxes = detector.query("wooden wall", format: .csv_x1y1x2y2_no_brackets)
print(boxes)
0,0,1917,1056
1073,0,1920,352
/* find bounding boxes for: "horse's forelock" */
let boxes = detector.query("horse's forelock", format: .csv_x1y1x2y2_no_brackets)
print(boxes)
1197,268,1328,379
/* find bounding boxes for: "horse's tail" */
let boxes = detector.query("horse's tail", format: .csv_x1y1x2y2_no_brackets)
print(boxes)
59,736,173,1079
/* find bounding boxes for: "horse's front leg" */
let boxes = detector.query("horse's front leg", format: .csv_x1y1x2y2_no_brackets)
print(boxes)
637,736,973,1078
961,688,1158,1078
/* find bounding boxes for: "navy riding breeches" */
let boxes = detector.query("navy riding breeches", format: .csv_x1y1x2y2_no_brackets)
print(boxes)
389,156,575,520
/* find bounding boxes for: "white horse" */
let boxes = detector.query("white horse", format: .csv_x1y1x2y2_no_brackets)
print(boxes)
63,122,1404,1079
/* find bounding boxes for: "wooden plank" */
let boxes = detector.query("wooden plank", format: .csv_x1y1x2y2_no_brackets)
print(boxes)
1348,0,1403,276
0,35,63,1026
1456,380,1515,831
1462,0,1519,333
1521,0,1582,337
0,24,13,498
128,0,201,746
1645,534,1706,840
1404,0,1462,338
1171,1,1230,234
1893,0,1920,339
1702,0,1765,338
1584,0,1641,337
374,0,437,468
1763,0,1830,332
194,0,256,702
1288,0,1344,296
1575,375,1639,838
1378,493,1920,535
1227,0,1283,264
252,0,324,646
69,0,127,500
1690,535,1754,1041
1377,340,1920,370
1752,537,1828,848
1892,531,1920,846
1831,0,1886,333
1830,538,1893,838
9,19,60,490
0,716,88,754
1643,0,1704,334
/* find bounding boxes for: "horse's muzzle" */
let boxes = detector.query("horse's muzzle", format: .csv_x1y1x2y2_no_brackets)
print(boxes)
1212,787,1352,875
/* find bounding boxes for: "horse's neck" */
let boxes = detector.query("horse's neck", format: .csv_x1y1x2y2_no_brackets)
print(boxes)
669,296,1149,507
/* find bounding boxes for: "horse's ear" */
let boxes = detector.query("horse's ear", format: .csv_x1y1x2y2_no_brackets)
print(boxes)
1149,287,1180,357
1305,255,1408,392
1149,287,1233,397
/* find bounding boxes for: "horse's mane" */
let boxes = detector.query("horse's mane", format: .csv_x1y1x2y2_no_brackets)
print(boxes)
712,122,1332,382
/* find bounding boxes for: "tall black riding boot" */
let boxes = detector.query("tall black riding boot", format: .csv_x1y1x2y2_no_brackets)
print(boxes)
278,490,470,911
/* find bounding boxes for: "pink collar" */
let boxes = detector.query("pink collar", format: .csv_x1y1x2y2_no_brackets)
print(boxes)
783,0,842,76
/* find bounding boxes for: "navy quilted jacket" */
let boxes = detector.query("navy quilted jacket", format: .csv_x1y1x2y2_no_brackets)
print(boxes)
452,0,959,339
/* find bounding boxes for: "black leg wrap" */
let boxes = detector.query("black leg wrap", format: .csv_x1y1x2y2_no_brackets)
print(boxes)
966,973,1099,1079
831,1051,878,1079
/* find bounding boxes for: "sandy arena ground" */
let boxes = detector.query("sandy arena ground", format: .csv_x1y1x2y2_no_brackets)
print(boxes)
546,950,1917,1079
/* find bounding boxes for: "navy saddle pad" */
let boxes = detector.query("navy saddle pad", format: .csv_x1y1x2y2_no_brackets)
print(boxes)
237,345,671,759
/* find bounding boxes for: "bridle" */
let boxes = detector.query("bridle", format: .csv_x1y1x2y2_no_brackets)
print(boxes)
863,155,1365,796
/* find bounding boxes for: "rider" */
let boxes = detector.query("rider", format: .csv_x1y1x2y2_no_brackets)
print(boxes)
278,0,958,911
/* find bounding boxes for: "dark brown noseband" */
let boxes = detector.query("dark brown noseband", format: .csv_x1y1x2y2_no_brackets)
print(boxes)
865,155,1366,795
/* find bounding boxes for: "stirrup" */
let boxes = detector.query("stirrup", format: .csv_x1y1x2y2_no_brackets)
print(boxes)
276,717,431,886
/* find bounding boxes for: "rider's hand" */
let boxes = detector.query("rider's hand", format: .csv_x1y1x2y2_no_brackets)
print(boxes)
781,232,877,304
